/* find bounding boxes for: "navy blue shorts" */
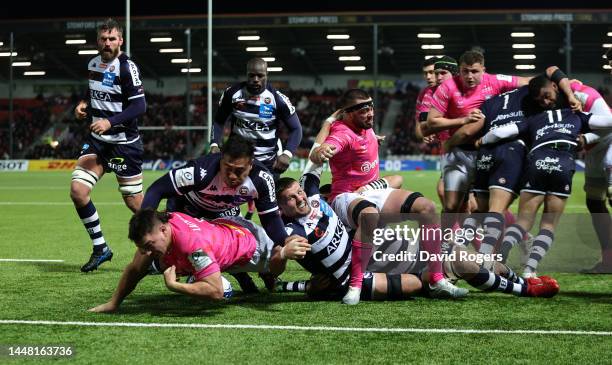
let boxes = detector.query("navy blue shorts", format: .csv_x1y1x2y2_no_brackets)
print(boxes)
473,141,526,195
78,135,143,178
521,147,575,198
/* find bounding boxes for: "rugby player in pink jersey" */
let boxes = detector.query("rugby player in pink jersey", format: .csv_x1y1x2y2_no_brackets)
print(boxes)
414,57,438,142
311,89,468,305
89,209,309,312
425,50,533,239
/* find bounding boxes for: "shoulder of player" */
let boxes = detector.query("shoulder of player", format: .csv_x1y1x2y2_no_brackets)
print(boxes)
249,161,274,183
87,55,102,68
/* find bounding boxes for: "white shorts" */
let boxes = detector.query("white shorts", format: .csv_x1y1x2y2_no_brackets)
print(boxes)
218,216,275,274
584,141,612,200
331,188,394,229
442,147,477,193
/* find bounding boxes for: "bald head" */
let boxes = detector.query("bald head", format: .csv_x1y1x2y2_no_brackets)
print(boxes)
246,58,268,94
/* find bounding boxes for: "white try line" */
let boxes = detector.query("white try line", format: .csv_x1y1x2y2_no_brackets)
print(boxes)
0,202,124,206
0,259,64,263
0,320,610,336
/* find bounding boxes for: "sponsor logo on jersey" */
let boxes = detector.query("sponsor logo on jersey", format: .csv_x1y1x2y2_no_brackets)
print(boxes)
498,177,506,184
276,90,296,114
99,63,107,69
188,249,213,271
174,166,195,187
259,103,274,118
535,157,562,173
90,89,111,101
311,200,320,208
360,159,378,173
264,97,271,104
239,186,248,195
258,170,276,202
127,60,142,86
102,71,116,87
109,65,115,72
200,168,207,180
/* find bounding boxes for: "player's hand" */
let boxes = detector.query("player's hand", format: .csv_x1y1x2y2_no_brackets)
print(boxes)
329,109,344,121
281,235,311,260
312,144,336,164
90,119,112,135
576,134,586,150
75,101,88,120
375,134,386,145
273,153,291,173
210,145,221,154
88,301,118,313
423,134,437,144
568,95,583,112
465,109,484,124
163,265,179,290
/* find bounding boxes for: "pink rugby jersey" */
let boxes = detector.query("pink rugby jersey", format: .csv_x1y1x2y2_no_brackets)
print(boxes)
324,120,380,201
163,212,257,281
570,81,603,112
430,73,519,135
416,85,450,142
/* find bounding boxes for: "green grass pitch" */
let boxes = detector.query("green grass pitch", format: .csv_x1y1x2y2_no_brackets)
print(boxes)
0,170,611,364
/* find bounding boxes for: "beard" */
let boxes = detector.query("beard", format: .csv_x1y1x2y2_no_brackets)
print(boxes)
100,47,119,62
246,83,263,95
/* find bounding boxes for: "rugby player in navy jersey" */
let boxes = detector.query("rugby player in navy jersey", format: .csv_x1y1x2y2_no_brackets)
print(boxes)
211,58,302,179
70,19,147,272
476,74,612,277
141,135,304,292
275,164,560,300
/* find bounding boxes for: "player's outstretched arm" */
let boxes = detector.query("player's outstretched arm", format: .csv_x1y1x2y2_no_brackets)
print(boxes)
426,107,478,133
88,250,152,313
164,267,225,301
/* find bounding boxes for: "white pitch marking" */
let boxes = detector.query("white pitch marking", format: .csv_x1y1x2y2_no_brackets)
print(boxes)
0,259,64,262
0,320,610,336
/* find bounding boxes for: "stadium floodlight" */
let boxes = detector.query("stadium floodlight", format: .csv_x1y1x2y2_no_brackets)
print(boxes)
181,68,202,73
603,43,612,48
344,66,366,71
24,71,45,76
327,34,350,40
65,39,86,44
333,45,355,51
78,50,98,55
238,36,260,41
417,33,441,38
262,57,276,62
511,32,535,37
150,37,172,42
339,56,361,61
246,47,268,52
515,64,536,70
424,55,441,59
171,58,192,63
513,44,536,49
267,67,283,72
513,54,536,60
0,52,17,57
159,48,184,53
12,61,31,67
607,32,612,37
0,42,3,46
421,44,444,50
604,65,612,70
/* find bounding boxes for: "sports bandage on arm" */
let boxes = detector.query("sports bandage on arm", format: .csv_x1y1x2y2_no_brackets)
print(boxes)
588,115,612,129
583,132,601,144
481,124,520,145
360,178,389,192
549,69,568,84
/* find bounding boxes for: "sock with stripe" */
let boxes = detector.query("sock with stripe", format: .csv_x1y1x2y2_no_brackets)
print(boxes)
276,280,309,292
479,212,504,255
464,266,527,296
498,224,526,263
525,229,554,274
76,200,108,254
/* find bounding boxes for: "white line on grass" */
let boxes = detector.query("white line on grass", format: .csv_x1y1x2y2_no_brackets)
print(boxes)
0,320,610,336
0,259,64,263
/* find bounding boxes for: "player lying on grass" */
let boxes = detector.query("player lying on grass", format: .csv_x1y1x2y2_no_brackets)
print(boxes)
89,208,309,313
274,168,560,301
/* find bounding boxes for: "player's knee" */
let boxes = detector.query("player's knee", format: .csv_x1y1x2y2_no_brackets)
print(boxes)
118,178,143,197
70,167,98,202
351,200,378,228
586,198,608,214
